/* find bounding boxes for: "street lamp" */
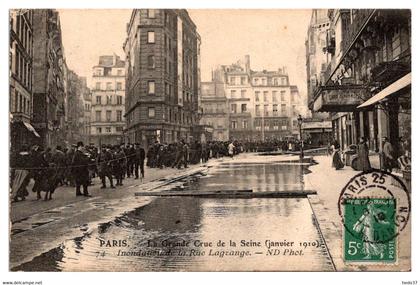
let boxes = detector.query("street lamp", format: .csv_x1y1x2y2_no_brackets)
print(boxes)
297,114,304,159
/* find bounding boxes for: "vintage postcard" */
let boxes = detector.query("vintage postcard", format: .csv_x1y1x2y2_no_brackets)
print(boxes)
8,8,411,272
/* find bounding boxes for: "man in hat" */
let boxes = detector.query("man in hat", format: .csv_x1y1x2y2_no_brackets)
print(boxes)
134,143,145,179
71,141,91,197
96,144,115,189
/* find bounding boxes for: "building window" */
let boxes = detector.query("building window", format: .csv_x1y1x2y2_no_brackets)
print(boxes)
272,91,278,102
273,104,278,116
231,104,237,114
147,9,156,18
148,107,155,118
241,90,246,98
148,81,155,94
273,78,278,86
230,76,235,85
147,31,155,43
106,95,112,104
292,105,297,116
106,110,112,122
148,55,155,69
106,82,112,90
241,77,246,85
95,111,101,121
231,90,236,98
117,69,122,76
281,104,286,115
264,120,270,130
262,78,266,85
106,127,111,133
255,105,260,116
242,120,248,129
116,82,122,90
241,104,247,113
263,91,268,102
231,121,237,129
255,91,260,102
97,127,102,134
95,82,101,90
264,105,269,116
96,96,101,105
116,126,123,132
281,77,286,85
280,91,286,101
117,95,123,105
254,78,259,85
116,110,122,122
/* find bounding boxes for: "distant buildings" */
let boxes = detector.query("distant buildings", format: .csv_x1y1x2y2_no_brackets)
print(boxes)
304,9,333,144
201,56,307,141
65,70,91,145
200,81,229,141
90,54,126,146
124,9,201,149
307,9,411,152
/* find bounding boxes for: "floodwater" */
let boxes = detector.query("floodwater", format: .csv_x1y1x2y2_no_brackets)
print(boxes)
13,160,335,271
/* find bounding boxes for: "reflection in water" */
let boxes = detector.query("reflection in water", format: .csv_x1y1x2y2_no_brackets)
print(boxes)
13,162,334,271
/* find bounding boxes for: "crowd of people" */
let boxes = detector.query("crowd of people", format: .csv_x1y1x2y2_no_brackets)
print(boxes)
9,139,245,203
329,136,411,173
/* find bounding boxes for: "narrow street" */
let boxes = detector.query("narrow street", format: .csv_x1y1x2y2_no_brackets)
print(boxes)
9,153,330,271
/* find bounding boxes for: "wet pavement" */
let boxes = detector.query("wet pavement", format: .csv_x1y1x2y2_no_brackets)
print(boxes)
11,155,335,272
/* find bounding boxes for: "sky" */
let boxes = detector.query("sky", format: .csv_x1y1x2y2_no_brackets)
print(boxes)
59,9,312,96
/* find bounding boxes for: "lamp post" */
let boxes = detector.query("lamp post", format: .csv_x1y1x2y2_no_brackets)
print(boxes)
297,114,304,159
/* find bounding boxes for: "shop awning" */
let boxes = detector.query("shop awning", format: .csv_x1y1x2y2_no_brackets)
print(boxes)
23,122,40,137
358,73,411,108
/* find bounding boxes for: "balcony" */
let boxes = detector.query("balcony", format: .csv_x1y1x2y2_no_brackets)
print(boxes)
341,9,375,56
313,84,369,112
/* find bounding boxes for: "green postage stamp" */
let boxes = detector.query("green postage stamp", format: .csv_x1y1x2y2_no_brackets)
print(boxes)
343,198,397,263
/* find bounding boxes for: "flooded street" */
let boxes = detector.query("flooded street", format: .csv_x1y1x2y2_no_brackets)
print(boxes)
13,158,335,271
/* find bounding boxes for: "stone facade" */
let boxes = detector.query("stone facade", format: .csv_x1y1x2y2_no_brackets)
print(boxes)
31,9,66,148
205,56,306,141
9,10,37,151
90,54,126,146
124,9,201,149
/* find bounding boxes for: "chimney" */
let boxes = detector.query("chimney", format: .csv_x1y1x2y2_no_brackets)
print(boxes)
244,55,250,73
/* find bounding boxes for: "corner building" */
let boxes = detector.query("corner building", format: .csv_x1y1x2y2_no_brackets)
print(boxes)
124,9,201,149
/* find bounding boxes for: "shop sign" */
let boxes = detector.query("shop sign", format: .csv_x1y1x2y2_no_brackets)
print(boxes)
313,85,368,112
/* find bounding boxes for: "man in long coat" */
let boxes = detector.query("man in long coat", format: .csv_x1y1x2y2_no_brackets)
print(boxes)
72,142,91,197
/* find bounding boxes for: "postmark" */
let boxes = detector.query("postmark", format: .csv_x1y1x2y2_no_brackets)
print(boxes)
338,170,410,263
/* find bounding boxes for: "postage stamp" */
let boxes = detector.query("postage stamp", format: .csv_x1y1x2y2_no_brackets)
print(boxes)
338,170,410,264
343,197,396,262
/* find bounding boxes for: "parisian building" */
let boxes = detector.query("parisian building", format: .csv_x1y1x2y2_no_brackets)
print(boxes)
205,56,306,141
303,9,334,145
90,54,126,146
65,70,91,145
9,9,38,152
200,81,229,141
124,9,201,149
31,9,66,148
308,9,411,158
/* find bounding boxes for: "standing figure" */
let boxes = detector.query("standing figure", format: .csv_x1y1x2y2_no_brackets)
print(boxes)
228,141,235,158
332,141,344,170
72,142,91,197
356,137,371,172
97,145,115,189
382,137,395,172
134,143,145,179
114,146,127,186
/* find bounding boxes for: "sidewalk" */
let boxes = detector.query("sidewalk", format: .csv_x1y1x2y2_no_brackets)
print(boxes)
305,155,411,271
10,162,212,269
11,164,203,223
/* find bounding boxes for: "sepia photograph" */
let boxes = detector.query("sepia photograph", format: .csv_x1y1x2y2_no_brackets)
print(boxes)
5,5,414,278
